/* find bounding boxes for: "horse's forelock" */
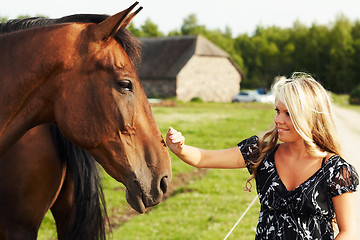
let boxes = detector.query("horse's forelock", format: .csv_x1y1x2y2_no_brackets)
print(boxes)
116,27,142,66
0,15,141,65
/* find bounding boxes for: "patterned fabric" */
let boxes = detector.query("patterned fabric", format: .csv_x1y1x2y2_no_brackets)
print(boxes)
238,136,359,240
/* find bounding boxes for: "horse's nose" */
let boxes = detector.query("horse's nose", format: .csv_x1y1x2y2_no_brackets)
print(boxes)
160,175,169,194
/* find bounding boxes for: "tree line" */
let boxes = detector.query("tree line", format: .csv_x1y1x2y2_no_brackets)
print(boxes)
128,14,360,94
2,14,360,93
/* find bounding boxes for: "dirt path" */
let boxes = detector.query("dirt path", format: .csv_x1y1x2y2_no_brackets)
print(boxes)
333,105,360,238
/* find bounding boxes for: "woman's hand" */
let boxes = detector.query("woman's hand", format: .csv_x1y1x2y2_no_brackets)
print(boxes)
166,127,185,155
166,126,245,169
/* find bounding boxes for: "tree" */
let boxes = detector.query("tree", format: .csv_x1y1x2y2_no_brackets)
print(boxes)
0,17,8,23
141,18,164,37
127,22,142,37
326,14,355,93
180,14,206,35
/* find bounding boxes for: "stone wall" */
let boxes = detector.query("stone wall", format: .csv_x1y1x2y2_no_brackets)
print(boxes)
141,79,176,98
176,56,241,102
140,56,241,102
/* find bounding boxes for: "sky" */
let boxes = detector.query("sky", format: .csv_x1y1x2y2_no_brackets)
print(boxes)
2,0,360,36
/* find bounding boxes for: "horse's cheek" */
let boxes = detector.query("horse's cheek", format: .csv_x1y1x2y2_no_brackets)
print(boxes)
52,95,89,146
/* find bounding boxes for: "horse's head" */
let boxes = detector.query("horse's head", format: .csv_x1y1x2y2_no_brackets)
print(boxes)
53,2,171,213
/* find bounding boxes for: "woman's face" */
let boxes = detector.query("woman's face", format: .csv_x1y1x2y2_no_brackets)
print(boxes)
274,100,302,143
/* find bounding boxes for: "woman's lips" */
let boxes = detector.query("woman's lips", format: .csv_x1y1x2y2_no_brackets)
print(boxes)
277,127,289,133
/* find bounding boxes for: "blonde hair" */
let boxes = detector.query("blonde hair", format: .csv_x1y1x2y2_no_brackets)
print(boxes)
245,72,341,191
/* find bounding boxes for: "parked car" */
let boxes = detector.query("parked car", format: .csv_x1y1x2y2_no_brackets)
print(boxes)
256,92,275,104
232,90,275,104
232,90,257,102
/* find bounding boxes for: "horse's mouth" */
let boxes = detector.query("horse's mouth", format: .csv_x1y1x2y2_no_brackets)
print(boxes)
124,174,169,213
126,189,147,213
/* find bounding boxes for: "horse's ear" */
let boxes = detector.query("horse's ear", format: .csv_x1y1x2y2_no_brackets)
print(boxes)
122,5,143,28
92,1,142,41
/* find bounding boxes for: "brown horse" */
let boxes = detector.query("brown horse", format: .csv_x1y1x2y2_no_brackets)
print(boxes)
0,124,107,240
0,13,142,240
0,2,171,239
0,14,125,240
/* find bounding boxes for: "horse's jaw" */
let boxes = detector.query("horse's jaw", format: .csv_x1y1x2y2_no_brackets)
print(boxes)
88,144,170,213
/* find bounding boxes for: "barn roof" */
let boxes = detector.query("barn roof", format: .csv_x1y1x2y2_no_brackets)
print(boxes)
138,35,241,80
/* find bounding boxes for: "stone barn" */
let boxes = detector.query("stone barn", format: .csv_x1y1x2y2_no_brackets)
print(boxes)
138,35,242,102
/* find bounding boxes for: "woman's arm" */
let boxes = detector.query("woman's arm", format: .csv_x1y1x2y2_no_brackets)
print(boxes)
166,127,246,169
333,191,357,239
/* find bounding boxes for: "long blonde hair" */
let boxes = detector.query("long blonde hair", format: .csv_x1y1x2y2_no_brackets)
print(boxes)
245,72,341,191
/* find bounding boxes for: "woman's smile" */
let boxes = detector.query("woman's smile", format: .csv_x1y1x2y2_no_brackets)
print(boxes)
277,126,289,133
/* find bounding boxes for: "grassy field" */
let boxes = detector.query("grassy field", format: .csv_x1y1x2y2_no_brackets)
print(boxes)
38,102,275,239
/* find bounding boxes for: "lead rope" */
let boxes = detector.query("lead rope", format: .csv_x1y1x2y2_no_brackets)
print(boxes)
223,195,258,240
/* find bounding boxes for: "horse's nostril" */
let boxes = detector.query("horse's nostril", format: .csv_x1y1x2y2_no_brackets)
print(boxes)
160,176,169,194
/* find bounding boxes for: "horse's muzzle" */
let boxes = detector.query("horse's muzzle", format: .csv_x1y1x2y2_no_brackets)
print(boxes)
125,173,170,213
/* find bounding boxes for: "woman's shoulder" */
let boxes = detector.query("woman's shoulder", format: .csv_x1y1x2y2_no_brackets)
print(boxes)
237,135,259,147
326,154,355,169
237,135,278,160
237,135,260,157
326,154,359,197
237,136,260,172
324,154,358,177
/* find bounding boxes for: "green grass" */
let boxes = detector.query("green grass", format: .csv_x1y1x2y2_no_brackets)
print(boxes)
112,169,259,240
331,93,360,113
37,102,275,239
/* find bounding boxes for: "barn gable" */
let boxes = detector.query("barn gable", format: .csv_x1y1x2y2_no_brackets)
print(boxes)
139,35,241,102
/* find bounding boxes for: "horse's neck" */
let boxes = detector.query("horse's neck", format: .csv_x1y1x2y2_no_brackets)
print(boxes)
0,80,54,157
0,29,65,157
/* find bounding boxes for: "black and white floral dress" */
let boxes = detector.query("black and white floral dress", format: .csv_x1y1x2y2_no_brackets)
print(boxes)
238,136,359,240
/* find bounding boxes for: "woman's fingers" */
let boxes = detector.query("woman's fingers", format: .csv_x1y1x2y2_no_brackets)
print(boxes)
170,131,183,141
166,127,185,147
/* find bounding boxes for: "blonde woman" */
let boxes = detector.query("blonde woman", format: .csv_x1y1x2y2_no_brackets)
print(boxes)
166,73,359,239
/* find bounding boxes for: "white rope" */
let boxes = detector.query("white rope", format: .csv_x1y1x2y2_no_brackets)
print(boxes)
223,195,258,240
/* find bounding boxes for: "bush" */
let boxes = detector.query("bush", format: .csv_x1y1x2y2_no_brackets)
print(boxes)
190,97,203,102
349,84,360,105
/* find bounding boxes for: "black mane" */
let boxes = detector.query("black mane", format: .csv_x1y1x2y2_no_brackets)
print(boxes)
0,14,141,65
49,125,109,240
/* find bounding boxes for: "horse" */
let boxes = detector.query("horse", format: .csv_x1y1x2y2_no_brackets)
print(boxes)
0,124,107,240
0,2,171,239
0,14,123,240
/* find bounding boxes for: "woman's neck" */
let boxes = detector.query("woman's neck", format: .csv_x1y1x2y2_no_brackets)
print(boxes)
280,141,313,161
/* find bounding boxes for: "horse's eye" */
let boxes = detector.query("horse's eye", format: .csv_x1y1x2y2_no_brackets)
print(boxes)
116,80,133,92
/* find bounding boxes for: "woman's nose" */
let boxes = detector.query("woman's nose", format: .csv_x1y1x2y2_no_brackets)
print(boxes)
275,113,284,124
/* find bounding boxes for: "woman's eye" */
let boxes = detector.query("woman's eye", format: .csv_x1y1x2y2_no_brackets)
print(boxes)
116,80,133,92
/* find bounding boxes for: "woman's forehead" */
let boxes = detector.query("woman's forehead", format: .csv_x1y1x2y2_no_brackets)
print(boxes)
275,100,287,110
